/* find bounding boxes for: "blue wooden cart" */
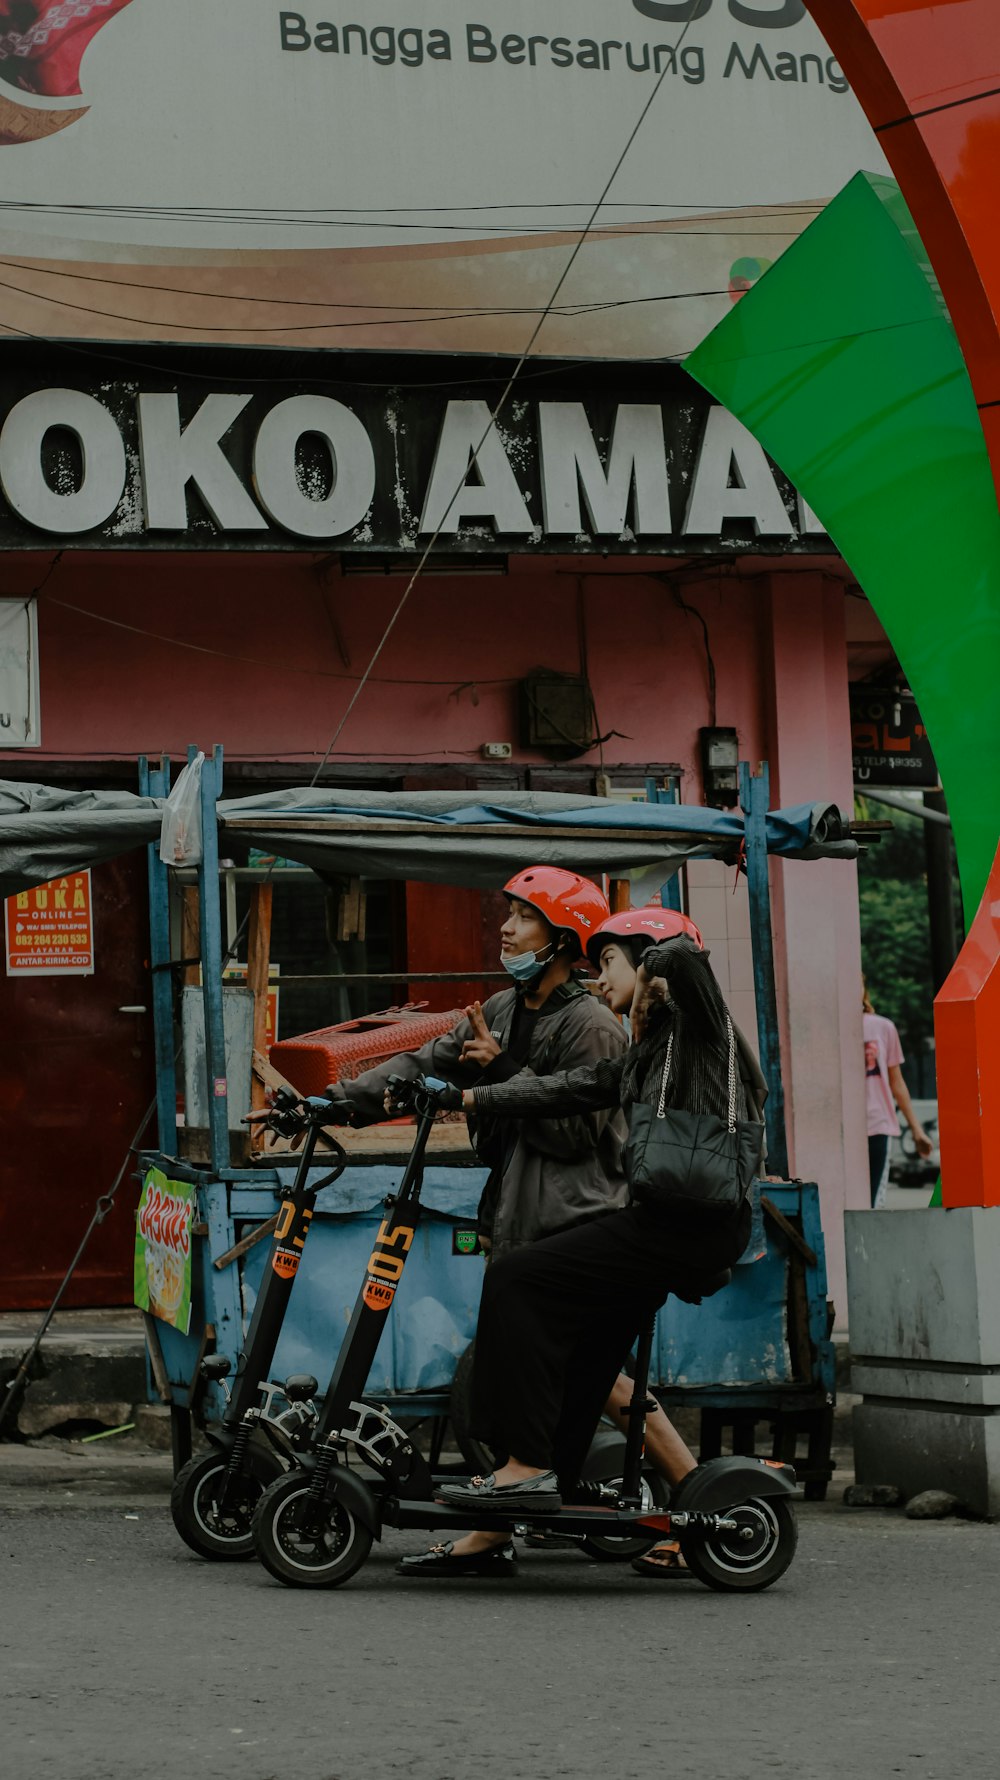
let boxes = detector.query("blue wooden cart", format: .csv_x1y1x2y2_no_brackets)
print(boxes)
137,753,844,1496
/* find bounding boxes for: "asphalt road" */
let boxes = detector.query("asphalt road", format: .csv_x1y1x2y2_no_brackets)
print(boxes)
3,1464,999,1780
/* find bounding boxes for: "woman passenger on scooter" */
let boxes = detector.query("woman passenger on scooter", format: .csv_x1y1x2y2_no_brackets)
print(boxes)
426,908,767,1537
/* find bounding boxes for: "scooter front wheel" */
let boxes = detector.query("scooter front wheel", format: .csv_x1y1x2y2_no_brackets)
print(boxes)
171,1446,285,1561
252,1473,373,1589
678,1496,797,1593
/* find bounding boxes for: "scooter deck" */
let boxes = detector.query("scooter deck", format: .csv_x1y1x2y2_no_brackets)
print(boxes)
385,1499,675,1539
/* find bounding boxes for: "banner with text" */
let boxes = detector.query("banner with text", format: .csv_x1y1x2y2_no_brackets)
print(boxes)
0,0,887,359
5,870,94,974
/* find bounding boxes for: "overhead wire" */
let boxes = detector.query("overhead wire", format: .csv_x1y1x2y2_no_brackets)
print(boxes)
0,277,770,335
0,196,822,220
0,260,788,316
38,591,521,691
305,1,706,782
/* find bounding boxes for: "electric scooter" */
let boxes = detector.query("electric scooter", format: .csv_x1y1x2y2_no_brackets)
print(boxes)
250,1077,799,1593
170,1088,348,1560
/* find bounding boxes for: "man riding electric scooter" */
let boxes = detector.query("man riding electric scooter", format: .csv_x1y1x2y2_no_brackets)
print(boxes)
325,867,627,1256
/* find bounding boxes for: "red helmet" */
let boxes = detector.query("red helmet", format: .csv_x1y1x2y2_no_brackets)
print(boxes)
585,907,704,969
503,867,610,959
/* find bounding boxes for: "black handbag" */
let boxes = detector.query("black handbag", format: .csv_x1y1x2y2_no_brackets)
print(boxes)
625,1016,764,1215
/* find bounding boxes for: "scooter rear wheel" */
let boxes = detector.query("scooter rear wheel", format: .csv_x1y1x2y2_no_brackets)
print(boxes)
171,1445,285,1561
252,1473,373,1589
678,1496,797,1592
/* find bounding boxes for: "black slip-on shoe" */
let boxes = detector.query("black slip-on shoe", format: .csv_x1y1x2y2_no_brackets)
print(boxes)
395,1540,517,1577
435,1470,562,1514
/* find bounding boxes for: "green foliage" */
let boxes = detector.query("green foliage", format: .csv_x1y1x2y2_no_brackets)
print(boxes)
855,796,934,1059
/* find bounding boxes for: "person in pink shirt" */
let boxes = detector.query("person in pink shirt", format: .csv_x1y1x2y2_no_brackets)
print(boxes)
863,979,933,1207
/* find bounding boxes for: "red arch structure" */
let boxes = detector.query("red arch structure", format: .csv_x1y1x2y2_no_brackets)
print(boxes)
805,1,1000,501
802,2,1000,1208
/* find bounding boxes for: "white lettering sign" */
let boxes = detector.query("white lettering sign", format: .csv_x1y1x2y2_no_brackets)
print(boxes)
419,401,534,536
253,397,376,539
138,394,267,532
683,407,794,537
0,390,126,535
0,382,827,550
539,403,671,536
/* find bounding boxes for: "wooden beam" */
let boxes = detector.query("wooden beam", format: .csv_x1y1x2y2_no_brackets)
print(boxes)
246,882,274,1125
180,887,201,988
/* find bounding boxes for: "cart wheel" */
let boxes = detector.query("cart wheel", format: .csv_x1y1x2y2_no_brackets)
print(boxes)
803,1479,828,1502
678,1496,797,1593
581,1468,670,1562
170,1446,286,1561
252,1473,373,1590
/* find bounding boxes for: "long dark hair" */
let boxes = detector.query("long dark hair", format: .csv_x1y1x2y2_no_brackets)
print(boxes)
618,936,730,1103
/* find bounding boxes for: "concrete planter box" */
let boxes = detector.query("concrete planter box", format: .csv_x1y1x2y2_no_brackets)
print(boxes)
845,1208,1000,1516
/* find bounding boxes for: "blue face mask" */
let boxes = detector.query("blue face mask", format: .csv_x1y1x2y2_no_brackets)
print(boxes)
501,944,554,985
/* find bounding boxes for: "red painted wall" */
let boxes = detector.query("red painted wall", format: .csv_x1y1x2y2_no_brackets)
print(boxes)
9,550,779,781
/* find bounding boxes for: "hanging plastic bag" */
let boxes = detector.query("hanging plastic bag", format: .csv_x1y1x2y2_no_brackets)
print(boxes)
159,751,205,865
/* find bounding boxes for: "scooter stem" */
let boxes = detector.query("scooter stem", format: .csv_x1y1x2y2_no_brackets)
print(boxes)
621,1313,657,1503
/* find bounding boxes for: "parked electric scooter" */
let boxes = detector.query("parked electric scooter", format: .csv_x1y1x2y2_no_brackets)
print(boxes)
170,1089,347,1560
250,1077,799,1593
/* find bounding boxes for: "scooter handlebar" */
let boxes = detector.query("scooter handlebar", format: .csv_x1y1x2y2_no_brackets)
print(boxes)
384,1073,462,1116
246,1088,353,1138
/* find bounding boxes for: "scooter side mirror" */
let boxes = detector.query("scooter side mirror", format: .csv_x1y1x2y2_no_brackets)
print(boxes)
201,1354,232,1382
284,1373,319,1403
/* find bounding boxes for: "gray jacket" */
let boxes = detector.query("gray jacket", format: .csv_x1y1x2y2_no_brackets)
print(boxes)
325,979,628,1255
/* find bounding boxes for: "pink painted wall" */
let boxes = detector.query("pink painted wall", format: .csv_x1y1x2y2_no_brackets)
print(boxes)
5,545,863,1315
12,551,776,773
763,572,868,1323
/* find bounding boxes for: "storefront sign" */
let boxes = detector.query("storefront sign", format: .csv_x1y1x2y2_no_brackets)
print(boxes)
851,688,938,789
0,354,828,556
134,1166,195,1334
0,2,885,361
5,870,94,975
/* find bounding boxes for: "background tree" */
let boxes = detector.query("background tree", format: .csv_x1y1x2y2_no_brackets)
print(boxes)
855,796,936,1076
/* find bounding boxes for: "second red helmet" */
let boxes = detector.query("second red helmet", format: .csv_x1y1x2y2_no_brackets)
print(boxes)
503,866,610,959
585,906,704,969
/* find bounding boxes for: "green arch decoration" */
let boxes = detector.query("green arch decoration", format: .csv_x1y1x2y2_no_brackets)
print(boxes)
686,171,1000,924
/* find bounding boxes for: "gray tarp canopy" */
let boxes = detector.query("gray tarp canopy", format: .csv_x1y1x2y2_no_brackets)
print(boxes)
0,781,856,900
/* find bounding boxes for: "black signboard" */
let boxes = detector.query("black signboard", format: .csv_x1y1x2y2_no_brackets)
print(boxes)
0,342,832,556
850,687,938,789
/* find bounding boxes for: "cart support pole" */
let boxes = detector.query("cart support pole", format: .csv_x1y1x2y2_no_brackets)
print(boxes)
197,744,230,1175
644,777,683,913
140,754,176,1152
739,761,789,1179
247,882,274,1135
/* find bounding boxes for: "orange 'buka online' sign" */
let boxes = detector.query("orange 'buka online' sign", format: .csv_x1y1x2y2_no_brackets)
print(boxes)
5,871,94,975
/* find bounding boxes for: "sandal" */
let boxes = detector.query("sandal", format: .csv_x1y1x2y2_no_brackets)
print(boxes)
631,1540,691,1578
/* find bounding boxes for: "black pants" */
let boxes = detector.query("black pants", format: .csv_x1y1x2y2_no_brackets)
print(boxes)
472,1201,750,1486
868,1134,890,1205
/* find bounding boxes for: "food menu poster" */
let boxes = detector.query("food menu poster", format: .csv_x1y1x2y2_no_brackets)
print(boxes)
5,872,94,976
134,1167,194,1335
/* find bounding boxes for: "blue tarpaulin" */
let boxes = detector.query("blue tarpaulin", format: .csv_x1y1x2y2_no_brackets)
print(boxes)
0,781,855,898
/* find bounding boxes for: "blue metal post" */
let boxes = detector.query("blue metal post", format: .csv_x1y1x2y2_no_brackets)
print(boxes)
140,754,176,1155
197,745,230,1175
644,776,683,912
739,760,789,1179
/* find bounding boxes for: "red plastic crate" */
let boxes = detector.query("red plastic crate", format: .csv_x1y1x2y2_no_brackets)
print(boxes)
270,1003,464,1098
